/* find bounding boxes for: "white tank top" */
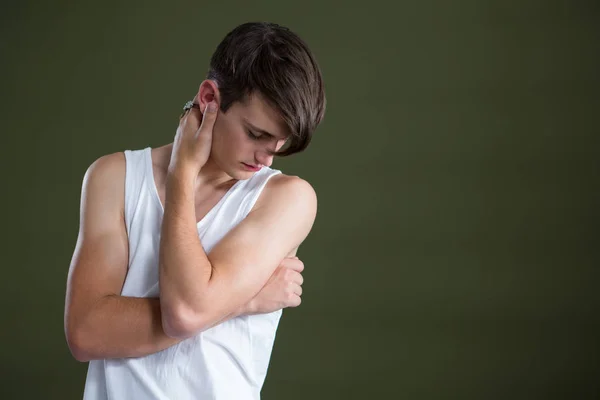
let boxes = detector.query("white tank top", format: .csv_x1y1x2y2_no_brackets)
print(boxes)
83,147,284,400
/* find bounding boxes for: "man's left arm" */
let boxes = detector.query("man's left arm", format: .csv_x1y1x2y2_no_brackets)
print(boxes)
159,173,316,339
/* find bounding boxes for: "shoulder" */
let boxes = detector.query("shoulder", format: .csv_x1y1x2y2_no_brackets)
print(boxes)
80,152,126,215
266,173,316,199
83,152,126,188
256,173,317,218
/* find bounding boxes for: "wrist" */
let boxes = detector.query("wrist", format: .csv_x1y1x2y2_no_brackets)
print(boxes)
166,165,197,190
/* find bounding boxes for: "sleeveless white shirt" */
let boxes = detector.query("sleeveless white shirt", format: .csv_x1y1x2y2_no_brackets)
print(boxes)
83,147,284,400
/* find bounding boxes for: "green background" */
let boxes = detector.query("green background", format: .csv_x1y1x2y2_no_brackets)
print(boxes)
1,0,598,399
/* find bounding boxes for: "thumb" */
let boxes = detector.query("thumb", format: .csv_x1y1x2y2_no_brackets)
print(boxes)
205,100,218,114
198,101,218,132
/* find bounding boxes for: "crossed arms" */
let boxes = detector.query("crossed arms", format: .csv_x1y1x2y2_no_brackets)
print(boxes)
64,152,315,361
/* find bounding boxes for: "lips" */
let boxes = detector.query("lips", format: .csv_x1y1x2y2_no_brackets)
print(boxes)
242,163,261,171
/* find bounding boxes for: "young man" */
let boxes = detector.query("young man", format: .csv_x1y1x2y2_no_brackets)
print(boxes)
64,22,326,399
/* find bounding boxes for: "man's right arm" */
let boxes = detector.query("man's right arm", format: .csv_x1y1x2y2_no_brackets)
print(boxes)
64,152,182,362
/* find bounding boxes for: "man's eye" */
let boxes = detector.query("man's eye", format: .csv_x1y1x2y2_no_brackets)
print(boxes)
247,130,261,140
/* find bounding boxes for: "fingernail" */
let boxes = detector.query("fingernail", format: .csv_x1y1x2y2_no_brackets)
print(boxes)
207,101,217,113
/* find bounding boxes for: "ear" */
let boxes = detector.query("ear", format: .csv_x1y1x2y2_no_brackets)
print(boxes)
195,80,221,114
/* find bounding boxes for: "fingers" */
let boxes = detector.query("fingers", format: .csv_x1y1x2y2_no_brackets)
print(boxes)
176,107,202,144
280,266,303,285
285,270,303,307
288,292,302,308
282,257,304,272
292,282,303,296
179,102,200,119
292,270,304,285
197,101,218,136
182,102,202,125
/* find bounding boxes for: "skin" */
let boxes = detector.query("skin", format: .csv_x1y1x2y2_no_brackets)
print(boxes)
159,80,317,338
64,79,315,361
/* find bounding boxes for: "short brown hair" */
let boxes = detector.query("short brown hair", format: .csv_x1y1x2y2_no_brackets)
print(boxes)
207,22,326,156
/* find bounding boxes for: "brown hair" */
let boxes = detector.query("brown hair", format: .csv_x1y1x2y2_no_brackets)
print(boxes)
207,22,326,156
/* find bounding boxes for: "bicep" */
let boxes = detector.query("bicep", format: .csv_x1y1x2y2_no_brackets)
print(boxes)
65,153,129,332
203,177,317,312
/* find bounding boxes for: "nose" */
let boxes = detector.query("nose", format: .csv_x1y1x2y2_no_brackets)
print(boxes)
255,149,274,168
255,139,285,168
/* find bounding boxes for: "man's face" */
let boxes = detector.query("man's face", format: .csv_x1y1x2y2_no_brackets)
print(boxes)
210,93,289,179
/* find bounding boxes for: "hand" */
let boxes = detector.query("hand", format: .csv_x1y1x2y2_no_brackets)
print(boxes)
168,99,218,176
247,257,304,314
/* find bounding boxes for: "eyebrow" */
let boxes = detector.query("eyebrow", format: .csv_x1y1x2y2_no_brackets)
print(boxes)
243,118,286,140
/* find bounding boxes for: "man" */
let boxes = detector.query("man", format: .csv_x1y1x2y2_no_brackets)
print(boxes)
64,22,326,399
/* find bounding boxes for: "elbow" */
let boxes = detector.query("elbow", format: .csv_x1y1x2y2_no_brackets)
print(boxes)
161,304,209,339
65,327,94,362
65,313,103,362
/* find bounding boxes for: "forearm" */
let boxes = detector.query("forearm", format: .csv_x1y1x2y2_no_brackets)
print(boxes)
71,294,253,362
159,169,221,334
199,299,257,332
71,295,179,361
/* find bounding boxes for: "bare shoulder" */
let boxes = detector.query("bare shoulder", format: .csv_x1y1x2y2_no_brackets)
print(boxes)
80,152,127,222
84,152,126,184
254,173,317,224
267,173,315,192
261,173,316,205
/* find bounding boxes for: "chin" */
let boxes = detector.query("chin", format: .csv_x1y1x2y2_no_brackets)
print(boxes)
237,170,258,180
227,165,256,180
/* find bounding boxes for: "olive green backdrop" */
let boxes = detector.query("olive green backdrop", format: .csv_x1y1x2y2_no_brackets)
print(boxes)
1,0,598,399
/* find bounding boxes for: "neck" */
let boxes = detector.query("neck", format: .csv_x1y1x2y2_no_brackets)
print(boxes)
163,143,236,190
196,158,236,189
